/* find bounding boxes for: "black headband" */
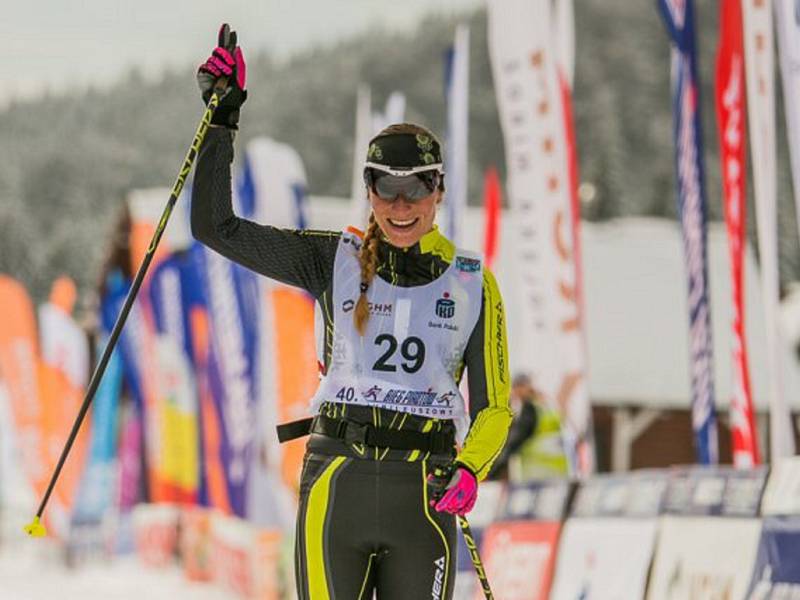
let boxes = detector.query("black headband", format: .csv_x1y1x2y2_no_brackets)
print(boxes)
365,131,444,171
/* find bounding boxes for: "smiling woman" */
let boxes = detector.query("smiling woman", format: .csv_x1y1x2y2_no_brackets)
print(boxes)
190,26,511,600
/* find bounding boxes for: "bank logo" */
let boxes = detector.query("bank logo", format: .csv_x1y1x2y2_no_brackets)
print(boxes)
455,256,480,272
435,293,455,319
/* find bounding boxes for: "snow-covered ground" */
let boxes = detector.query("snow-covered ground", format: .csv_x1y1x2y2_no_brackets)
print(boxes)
0,537,236,600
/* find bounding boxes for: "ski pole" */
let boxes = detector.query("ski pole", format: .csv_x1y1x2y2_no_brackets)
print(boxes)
24,75,230,539
457,515,494,600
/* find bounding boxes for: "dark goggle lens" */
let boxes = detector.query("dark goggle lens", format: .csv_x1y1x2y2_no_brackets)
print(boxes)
372,172,439,201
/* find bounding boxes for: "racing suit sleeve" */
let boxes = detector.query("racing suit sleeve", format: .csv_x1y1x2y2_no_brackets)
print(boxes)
456,268,513,481
191,126,339,298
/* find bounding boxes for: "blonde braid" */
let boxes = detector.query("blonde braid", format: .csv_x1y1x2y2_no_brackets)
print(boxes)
354,213,381,336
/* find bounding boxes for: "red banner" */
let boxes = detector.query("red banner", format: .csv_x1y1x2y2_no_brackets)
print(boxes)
715,0,759,466
480,520,561,600
483,166,501,270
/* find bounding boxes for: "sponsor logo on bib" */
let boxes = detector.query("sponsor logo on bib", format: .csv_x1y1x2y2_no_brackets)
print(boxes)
435,293,455,319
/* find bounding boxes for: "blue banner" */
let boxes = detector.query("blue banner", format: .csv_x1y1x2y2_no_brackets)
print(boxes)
192,241,258,517
658,0,718,464
71,332,122,524
746,517,800,597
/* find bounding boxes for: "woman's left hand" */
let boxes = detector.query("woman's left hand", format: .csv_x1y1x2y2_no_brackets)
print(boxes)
428,465,478,516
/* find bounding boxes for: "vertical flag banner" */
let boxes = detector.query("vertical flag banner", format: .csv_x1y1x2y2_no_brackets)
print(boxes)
148,254,202,503
195,246,258,518
774,0,800,240
553,0,576,87
242,138,310,231
350,85,373,227
38,276,92,532
72,332,122,524
101,271,146,509
483,166,502,270
742,0,795,460
0,276,59,530
127,188,196,501
237,140,317,525
444,24,470,244
716,0,760,467
488,0,594,475
657,0,719,464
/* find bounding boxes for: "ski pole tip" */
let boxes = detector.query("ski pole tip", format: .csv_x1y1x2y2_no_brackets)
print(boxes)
24,516,47,538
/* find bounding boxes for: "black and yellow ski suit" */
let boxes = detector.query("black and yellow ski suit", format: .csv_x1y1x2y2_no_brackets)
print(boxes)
192,127,512,599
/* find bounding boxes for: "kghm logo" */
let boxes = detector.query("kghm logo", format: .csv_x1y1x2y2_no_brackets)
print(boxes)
435,292,455,319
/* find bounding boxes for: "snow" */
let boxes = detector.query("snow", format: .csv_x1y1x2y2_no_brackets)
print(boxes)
0,536,236,600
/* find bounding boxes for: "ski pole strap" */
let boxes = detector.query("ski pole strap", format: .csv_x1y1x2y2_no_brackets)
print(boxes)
277,414,455,454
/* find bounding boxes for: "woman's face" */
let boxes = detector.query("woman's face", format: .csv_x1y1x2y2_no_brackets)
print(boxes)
368,188,442,248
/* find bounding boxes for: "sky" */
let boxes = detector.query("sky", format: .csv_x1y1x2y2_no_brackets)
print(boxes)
1,0,482,106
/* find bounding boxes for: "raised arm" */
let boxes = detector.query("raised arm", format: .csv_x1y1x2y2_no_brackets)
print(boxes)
191,127,339,297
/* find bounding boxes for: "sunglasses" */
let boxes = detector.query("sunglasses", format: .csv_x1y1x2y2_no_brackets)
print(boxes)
364,166,444,202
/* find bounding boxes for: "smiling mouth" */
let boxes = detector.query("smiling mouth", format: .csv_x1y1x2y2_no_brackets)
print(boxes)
387,218,419,230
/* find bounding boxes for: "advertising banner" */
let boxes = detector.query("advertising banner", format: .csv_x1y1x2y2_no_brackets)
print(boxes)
663,466,767,517
0,276,69,535
646,516,762,600
479,520,561,600
550,518,658,600
774,0,800,243
211,512,283,600
148,254,202,503
498,479,572,522
444,24,470,244
742,0,795,460
716,0,760,468
195,244,258,518
71,332,121,525
658,0,718,464
761,457,800,515
488,0,593,476
745,517,800,597
571,470,668,519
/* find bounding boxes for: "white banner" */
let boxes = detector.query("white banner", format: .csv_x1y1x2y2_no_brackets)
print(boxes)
553,0,575,88
550,518,657,600
444,24,470,244
350,85,372,228
742,0,795,460
774,0,800,242
761,456,800,515
244,137,309,230
488,0,592,475
647,516,762,600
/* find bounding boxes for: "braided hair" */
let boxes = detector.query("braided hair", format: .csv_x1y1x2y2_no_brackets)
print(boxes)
354,213,381,335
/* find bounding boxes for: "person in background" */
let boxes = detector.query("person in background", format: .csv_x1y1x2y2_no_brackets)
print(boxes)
191,25,512,599
489,373,568,482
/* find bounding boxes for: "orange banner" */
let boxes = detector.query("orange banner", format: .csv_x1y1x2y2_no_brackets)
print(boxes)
270,288,317,491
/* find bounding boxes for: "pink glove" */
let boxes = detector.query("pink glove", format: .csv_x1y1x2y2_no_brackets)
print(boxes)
197,24,247,128
430,467,478,516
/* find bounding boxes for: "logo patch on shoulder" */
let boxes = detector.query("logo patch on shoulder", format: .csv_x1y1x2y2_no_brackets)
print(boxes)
455,256,481,272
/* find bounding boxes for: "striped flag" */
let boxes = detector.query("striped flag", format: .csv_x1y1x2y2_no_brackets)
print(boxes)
658,0,719,464
715,0,760,467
